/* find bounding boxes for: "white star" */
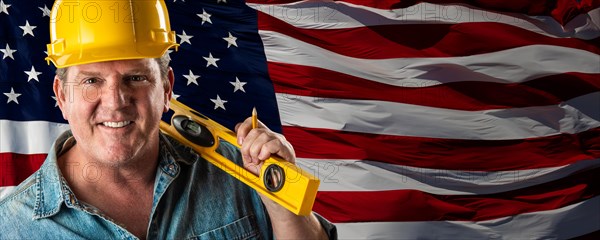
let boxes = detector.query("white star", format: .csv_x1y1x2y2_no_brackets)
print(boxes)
4,88,21,104
51,96,58,107
0,0,11,15
210,95,227,110
24,66,42,82
217,0,227,3
172,93,180,100
19,20,37,37
183,70,200,86
39,5,51,17
197,9,212,25
223,32,238,48
165,49,174,62
230,77,247,93
177,30,193,45
1,44,17,60
203,53,219,68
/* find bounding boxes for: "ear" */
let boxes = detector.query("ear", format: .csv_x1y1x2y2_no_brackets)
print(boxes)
53,75,69,120
163,67,175,112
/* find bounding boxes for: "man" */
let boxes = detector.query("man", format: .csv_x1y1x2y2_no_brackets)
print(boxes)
0,0,336,239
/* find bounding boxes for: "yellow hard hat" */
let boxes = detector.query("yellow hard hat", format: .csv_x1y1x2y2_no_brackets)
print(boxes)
46,0,179,68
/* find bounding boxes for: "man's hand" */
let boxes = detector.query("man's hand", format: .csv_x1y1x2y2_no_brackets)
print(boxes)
235,117,329,240
234,117,295,176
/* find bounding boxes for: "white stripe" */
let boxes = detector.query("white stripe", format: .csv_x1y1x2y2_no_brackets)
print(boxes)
0,120,69,154
0,186,16,201
333,196,600,239
260,31,600,87
248,2,600,39
276,92,600,140
296,158,600,195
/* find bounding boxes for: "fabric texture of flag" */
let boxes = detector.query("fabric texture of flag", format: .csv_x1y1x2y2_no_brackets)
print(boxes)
1,0,599,239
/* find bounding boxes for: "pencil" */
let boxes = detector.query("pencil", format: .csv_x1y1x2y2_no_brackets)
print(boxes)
252,107,257,129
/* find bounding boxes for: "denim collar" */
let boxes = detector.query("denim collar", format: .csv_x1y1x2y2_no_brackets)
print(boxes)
31,130,197,220
32,131,71,219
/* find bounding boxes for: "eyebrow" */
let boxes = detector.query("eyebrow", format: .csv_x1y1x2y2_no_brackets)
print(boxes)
71,71,102,82
75,71,102,77
122,69,152,76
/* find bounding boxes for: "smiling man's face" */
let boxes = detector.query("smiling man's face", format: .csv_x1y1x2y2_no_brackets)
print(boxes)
54,58,172,166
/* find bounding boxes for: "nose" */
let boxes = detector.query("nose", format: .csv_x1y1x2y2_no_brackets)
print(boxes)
100,80,130,110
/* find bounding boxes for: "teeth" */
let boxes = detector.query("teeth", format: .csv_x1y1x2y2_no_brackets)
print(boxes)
102,121,131,128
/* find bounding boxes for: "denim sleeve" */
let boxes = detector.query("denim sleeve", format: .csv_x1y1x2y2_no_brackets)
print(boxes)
215,140,244,165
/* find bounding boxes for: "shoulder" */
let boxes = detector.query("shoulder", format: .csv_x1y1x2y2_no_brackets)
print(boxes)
0,172,38,209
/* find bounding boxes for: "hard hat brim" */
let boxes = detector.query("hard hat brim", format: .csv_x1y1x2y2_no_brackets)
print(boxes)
46,42,179,69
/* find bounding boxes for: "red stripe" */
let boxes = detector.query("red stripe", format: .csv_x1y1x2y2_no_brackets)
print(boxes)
283,127,600,171
258,11,600,59
0,153,46,187
271,62,600,110
313,167,600,222
249,0,600,24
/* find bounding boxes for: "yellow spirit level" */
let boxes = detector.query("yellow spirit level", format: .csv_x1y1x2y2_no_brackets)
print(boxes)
159,99,320,216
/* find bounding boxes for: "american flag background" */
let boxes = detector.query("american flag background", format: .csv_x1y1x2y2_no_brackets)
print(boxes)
1,0,600,239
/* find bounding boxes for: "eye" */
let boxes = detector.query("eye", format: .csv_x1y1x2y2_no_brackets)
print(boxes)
125,75,148,82
83,77,99,84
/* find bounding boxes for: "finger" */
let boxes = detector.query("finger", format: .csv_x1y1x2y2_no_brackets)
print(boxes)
243,161,261,177
238,126,253,164
235,117,253,145
258,139,295,164
239,127,265,165
248,130,272,164
257,139,282,161
234,122,242,134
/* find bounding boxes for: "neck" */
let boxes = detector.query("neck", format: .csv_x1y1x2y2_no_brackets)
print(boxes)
58,143,159,196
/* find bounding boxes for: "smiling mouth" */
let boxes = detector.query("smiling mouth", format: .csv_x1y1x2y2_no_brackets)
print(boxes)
102,121,132,128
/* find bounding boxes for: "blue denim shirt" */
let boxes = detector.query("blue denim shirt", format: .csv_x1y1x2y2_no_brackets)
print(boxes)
0,131,336,239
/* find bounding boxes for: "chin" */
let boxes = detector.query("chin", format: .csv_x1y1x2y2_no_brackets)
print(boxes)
98,147,139,165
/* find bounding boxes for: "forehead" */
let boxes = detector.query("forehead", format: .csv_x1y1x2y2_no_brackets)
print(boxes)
67,59,159,78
